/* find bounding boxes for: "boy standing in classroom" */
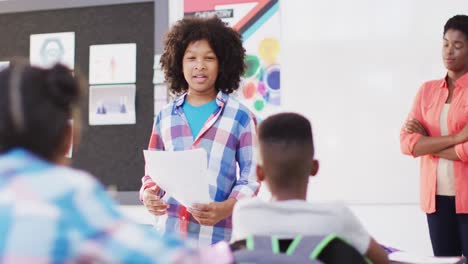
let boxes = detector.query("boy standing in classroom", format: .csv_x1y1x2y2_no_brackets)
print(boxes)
140,16,259,245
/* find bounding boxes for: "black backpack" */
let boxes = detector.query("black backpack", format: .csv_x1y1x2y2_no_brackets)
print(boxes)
232,234,371,264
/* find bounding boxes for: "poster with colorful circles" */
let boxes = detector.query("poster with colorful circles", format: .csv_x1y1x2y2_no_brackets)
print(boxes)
184,0,281,120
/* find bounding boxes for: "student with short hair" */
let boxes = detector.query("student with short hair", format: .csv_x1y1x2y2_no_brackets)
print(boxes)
231,113,389,264
0,62,189,263
140,16,259,245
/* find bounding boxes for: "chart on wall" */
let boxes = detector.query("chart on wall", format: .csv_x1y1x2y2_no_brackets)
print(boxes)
30,32,75,69
184,0,281,120
0,61,9,71
89,84,136,126
89,43,137,85
88,43,137,126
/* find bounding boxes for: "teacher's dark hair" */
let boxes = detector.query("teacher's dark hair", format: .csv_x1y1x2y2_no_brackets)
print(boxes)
444,15,468,38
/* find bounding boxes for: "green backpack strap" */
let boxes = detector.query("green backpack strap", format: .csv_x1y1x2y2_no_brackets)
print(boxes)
293,234,373,264
245,235,281,253
285,234,339,260
236,235,323,263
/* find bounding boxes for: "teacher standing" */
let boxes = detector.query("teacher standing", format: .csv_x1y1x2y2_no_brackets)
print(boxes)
400,14,468,257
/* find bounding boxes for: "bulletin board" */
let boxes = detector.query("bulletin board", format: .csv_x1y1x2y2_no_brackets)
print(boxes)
0,3,155,191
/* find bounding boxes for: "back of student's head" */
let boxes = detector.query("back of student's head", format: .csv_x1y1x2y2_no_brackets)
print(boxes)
0,62,81,162
258,112,315,190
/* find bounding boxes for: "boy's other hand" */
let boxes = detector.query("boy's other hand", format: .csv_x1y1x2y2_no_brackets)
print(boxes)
143,188,169,216
189,198,236,226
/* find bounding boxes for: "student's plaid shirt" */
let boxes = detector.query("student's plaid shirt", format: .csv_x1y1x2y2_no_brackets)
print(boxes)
140,91,259,245
0,148,186,263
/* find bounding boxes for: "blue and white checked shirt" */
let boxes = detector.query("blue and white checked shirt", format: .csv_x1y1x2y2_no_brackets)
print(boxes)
0,148,186,264
141,91,260,245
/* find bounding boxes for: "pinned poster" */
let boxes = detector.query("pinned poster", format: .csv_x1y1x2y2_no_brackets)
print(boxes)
89,84,136,126
65,120,73,158
154,83,168,116
89,43,137,85
153,54,165,84
0,61,9,71
30,32,75,69
184,0,281,120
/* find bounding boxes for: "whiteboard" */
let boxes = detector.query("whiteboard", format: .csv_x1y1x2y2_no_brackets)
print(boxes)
279,0,468,203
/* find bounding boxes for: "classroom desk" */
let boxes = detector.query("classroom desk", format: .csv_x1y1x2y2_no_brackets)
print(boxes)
389,255,466,264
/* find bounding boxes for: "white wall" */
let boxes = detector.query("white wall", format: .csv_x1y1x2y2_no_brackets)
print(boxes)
168,0,184,26
349,204,432,255
278,0,467,256
280,0,467,203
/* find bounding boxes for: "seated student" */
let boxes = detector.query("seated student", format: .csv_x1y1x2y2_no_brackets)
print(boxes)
0,62,195,263
231,113,389,264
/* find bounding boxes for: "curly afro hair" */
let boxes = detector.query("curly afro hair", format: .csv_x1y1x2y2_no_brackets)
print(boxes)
160,16,246,95
444,15,468,38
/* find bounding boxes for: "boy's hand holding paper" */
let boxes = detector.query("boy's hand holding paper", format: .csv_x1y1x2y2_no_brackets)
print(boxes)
143,148,211,208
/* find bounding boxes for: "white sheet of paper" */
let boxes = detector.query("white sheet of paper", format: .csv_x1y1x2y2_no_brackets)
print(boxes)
143,149,210,207
389,251,462,264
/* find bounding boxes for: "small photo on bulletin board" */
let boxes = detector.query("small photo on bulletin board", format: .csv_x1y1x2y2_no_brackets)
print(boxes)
0,61,9,71
30,32,75,69
89,84,136,126
89,43,137,85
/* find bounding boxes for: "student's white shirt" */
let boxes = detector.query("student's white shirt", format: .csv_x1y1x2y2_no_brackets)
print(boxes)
232,198,371,255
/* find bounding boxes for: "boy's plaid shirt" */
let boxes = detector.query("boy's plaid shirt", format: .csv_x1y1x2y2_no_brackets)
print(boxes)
141,91,259,245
